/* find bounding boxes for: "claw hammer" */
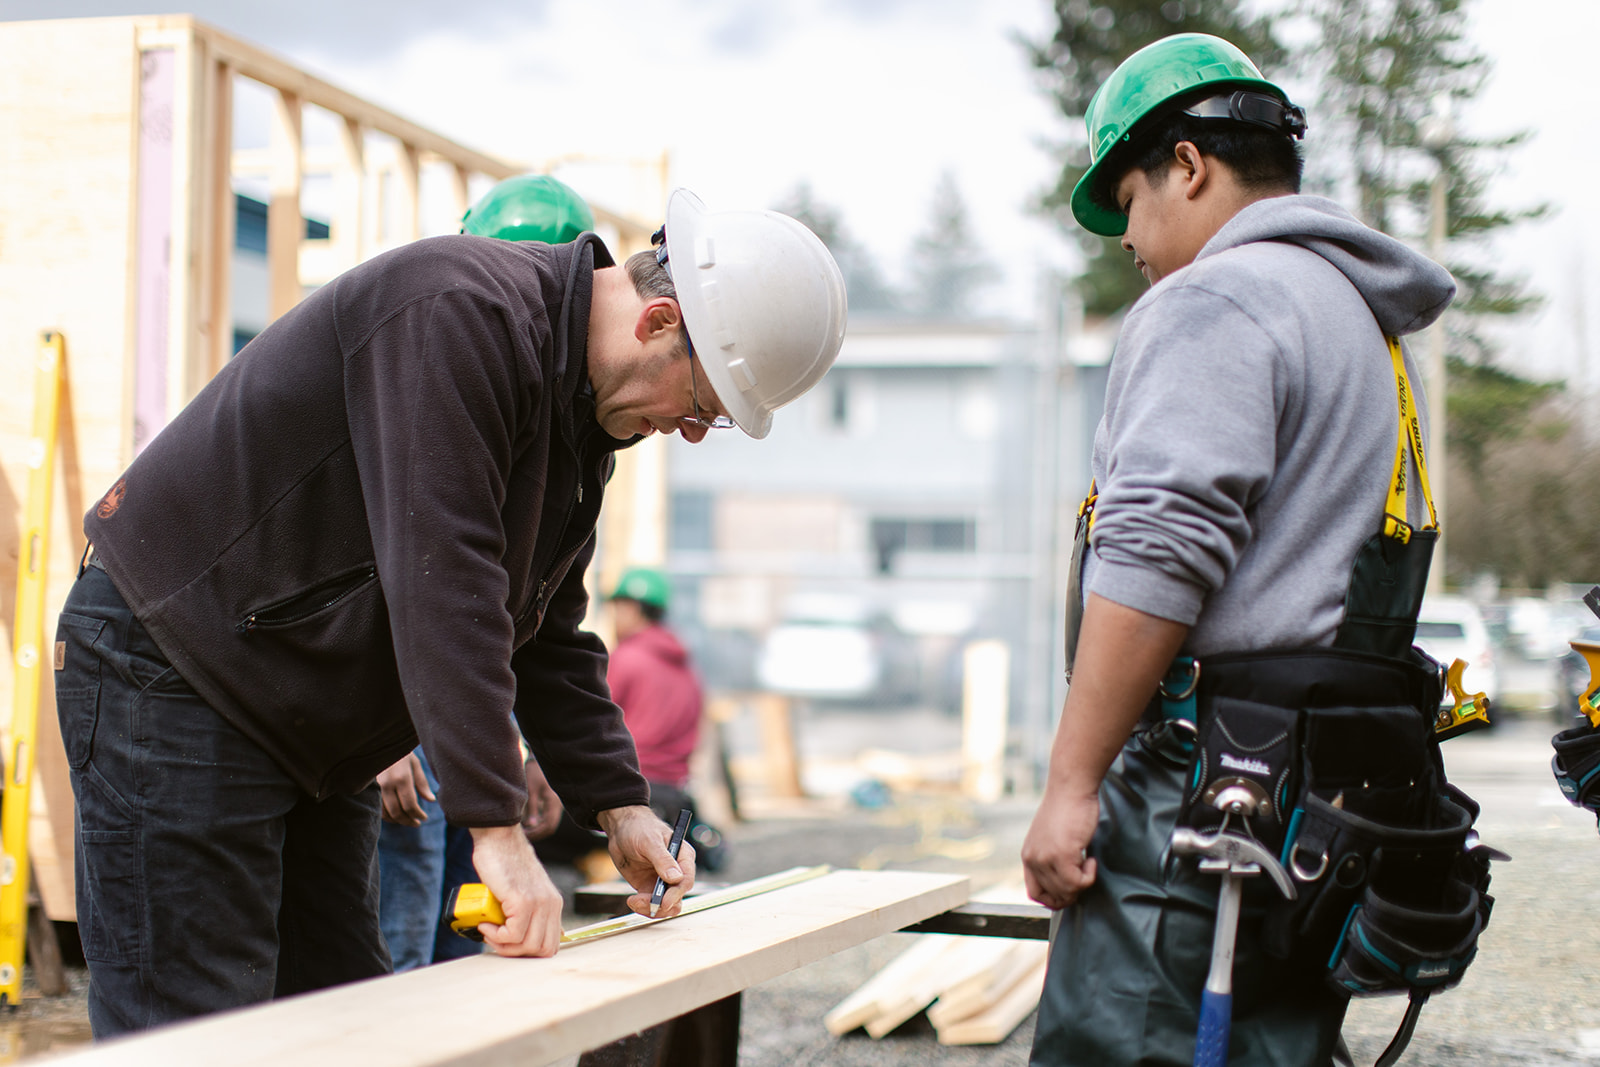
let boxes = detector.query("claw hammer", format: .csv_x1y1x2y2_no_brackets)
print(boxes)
1171,797,1296,1067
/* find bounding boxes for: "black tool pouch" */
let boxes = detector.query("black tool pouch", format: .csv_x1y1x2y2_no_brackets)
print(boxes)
1325,815,1494,998
1180,696,1300,855
1332,528,1436,661
1266,786,1489,977
1551,721,1600,824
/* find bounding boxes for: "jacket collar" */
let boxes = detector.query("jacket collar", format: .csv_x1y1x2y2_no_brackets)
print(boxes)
547,234,638,456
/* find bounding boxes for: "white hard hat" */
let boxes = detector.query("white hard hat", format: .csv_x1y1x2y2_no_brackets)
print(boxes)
659,189,847,439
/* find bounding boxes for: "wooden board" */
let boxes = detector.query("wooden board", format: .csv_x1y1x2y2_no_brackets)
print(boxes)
826,879,1043,1039
933,956,1047,1046
823,933,961,1036
926,939,1048,1028
863,936,1017,1038
47,869,969,1067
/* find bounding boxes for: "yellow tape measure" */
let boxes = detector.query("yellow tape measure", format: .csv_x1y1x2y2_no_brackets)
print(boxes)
447,865,831,947
561,865,830,946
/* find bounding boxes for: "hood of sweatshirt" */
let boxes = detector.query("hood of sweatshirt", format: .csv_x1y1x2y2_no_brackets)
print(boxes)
1194,195,1455,337
619,623,690,667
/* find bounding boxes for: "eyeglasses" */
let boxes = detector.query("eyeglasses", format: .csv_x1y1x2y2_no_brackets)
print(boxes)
656,223,735,432
682,344,736,430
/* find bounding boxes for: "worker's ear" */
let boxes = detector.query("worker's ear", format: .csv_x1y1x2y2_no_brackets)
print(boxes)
1173,141,1210,202
634,297,684,349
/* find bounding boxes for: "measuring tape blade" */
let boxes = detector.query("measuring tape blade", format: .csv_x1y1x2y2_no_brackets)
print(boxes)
559,864,831,947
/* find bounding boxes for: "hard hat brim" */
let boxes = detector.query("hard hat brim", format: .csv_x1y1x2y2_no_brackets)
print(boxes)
664,190,774,440
1071,168,1130,238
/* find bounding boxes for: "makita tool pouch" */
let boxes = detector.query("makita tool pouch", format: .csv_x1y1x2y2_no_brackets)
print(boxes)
1169,645,1496,996
1298,781,1497,1067
1180,696,1301,855
1272,784,1493,987
1321,789,1493,998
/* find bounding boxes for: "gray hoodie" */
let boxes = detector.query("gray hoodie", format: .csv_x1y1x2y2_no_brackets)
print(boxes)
1085,194,1456,655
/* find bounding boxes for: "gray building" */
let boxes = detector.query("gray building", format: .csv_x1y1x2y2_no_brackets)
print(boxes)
662,302,1110,786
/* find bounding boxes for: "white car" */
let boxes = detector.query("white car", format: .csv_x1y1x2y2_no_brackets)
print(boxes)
756,595,882,701
1414,596,1499,705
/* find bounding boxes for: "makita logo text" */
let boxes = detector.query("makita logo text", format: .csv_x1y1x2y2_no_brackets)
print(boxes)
1219,753,1271,776
1414,963,1453,980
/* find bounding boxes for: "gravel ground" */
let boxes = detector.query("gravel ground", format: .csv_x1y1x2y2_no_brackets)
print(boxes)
11,714,1599,1066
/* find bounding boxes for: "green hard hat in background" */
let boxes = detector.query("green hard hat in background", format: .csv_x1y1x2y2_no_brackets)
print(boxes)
460,174,596,244
1071,33,1301,237
609,567,670,610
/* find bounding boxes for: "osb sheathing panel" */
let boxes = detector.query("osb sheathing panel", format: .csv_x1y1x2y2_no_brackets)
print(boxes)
0,18,144,920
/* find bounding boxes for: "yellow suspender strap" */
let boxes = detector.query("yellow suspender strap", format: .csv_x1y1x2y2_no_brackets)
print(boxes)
1382,335,1439,543
1078,479,1098,535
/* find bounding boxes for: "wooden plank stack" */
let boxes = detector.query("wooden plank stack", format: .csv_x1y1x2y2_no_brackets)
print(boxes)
823,882,1049,1046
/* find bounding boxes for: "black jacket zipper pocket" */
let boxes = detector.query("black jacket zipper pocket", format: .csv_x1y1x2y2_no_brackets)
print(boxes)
237,566,378,634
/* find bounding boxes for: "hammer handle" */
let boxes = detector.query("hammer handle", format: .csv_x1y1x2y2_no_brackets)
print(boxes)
1194,874,1243,1066
1194,989,1231,1067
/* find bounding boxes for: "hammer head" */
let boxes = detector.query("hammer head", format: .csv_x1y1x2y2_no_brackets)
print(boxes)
1170,827,1296,900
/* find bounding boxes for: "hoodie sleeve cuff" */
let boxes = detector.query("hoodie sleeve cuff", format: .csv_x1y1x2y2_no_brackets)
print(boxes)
1087,557,1206,627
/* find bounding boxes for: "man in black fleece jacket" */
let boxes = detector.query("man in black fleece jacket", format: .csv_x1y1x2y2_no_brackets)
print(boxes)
54,189,847,1036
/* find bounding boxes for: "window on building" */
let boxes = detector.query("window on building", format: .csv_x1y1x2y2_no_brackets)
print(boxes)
829,377,849,430
234,193,329,253
869,517,977,573
670,490,715,552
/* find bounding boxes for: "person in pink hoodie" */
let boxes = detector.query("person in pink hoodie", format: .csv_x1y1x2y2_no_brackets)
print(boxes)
608,568,701,802
607,567,727,870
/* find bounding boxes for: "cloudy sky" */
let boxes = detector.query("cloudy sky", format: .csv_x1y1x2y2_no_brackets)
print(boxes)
2,0,1594,387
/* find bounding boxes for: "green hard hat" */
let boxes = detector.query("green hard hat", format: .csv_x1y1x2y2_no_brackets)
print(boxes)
609,567,670,610
460,174,595,243
1071,33,1300,237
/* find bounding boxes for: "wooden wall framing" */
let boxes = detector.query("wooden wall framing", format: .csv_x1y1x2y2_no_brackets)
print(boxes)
0,14,657,921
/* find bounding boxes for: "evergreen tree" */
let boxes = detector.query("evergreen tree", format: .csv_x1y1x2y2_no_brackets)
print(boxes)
771,183,899,312
1027,0,1284,317
907,171,1001,318
1298,0,1544,365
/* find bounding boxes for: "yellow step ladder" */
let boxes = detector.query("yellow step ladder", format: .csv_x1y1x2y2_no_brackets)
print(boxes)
1,331,66,1005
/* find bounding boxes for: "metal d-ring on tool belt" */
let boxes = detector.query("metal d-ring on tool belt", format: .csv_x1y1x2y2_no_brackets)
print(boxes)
1064,338,1502,1067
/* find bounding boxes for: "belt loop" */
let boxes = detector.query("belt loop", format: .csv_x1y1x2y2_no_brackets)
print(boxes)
78,542,92,579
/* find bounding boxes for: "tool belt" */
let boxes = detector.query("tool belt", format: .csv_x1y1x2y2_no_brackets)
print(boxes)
1154,644,1496,1065
1552,721,1600,825
1552,590,1600,827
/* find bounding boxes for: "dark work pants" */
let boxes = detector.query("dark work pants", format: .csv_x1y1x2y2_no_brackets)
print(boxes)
55,565,389,1038
1030,722,1347,1067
